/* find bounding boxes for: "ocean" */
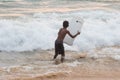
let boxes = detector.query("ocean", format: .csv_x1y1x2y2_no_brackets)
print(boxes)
0,0,120,80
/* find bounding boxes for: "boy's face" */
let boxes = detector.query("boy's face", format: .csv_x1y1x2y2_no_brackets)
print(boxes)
65,24,69,28
63,21,69,28
67,23,69,27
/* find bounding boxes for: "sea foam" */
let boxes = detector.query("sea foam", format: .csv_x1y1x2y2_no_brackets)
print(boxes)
0,10,120,52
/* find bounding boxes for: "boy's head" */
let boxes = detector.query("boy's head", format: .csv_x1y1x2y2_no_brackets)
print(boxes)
63,20,69,28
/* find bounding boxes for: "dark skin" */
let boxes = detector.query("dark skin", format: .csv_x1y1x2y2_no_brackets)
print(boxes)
57,27,80,41
54,23,80,62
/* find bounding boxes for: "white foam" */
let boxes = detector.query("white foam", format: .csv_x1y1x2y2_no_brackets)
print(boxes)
2,65,34,73
87,47,120,60
0,10,120,52
66,60,81,67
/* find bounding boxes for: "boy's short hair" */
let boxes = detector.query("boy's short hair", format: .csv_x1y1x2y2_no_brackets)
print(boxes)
63,20,69,28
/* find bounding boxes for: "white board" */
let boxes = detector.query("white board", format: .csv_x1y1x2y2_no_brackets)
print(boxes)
63,17,84,45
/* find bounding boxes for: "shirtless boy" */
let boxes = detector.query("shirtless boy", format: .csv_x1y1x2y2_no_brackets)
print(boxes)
53,20,80,62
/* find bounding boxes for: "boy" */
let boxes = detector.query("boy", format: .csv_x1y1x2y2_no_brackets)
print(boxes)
53,20,80,62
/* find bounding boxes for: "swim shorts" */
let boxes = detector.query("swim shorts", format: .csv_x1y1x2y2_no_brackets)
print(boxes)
55,40,64,56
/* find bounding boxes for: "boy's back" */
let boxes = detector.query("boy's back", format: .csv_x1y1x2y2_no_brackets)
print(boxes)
57,28,68,41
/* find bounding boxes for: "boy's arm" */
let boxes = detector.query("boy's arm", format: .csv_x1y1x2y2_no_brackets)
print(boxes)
67,31,80,38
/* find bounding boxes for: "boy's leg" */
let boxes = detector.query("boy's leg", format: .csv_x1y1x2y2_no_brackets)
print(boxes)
61,55,65,62
53,40,58,60
53,52,58,59
53,48,59,59
61,49,65,62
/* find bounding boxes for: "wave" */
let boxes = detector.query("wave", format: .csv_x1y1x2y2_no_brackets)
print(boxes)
0,10,120,52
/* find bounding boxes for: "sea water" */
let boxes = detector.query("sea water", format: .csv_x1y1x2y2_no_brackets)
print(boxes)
0,0,120,79
0,0,120,51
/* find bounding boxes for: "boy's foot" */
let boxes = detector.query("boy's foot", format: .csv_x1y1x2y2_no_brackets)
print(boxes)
54,59,61,65
52,58,56,61
61,57,64,63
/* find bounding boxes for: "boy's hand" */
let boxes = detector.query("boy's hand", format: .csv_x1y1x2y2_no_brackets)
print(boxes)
77,31,80,35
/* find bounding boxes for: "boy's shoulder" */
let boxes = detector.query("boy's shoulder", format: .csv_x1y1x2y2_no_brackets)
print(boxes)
59,28,63,31
60,28,69,32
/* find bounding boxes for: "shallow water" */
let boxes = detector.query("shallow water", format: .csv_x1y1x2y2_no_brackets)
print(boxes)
0,1,120,79
0,47,120,80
